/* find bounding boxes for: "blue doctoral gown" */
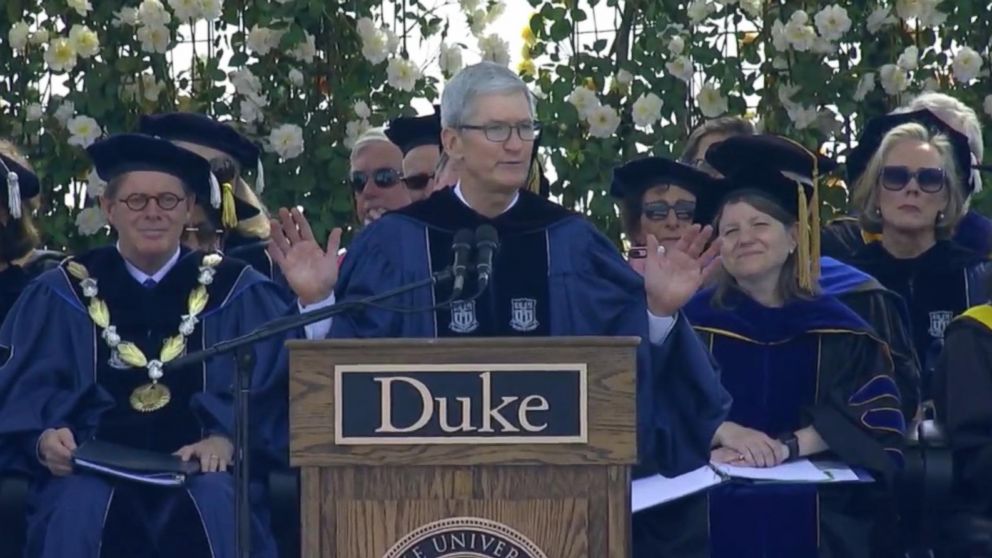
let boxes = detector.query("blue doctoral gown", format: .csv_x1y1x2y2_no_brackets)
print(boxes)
0,246,294,558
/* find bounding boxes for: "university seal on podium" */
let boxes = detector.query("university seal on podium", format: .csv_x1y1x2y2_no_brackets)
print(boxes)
383,517,548,558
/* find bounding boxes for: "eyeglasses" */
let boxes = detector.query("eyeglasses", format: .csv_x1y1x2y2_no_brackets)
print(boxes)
183,224,224,246
458,121,542,142
350,168,402,193
643,200,696,221
880,166,946,193
403,173,434,190
118,193,185,211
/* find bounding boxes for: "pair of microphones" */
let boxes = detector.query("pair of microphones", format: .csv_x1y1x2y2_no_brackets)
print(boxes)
449,225,499,300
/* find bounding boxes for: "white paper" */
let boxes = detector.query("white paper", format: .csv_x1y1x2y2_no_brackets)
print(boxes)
712,458,831,482
813,460,871,483
631,465,723,513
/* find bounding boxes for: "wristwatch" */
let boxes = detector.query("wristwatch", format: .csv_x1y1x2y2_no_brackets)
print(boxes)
777,432,799,461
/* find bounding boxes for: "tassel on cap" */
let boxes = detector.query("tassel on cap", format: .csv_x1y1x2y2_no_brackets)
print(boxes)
0,157,21,220
209,172,221,209
221,181,237,229
255,158,265,194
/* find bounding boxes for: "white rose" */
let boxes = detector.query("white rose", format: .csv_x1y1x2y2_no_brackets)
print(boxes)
25,103,44,122
784,19,816,52
230,68,262,97
567,86,600,119
687,0,715,24
360,31,388,64
867,6,896,34
290,32,317,63
386,57,421,92
383,28,399,54
896,0,923,19
777,83,801,109
897,46,919,71
198,0,223,20
696,84,728,118
67,115,102,148
29,29,49,45
137,24,171,54
288,68,304,87
789,9,809,25
879,64,909,95
586,105,621,138
616,69,634,86
952,47,983,84
468,9,487,36
139,74,164,102
787,104,819,130
814,4,851,41
86,169,106,199
439,42,464,76
459,0,482,11
919,0,947,27
246,25,278,56
75,206,108,236
356,17,377,37
771,20,789,51
984,95,992,119
344,119,370,149
168,0,202,21
113,7,140,27
354,100,371,119
8,22,29,52
478,34,510,66
485,0,506,23
268,123,305,160
44,38,78,73
853,73,876,101
739,0,762,19
138,0,172,26
239,99,263,124
631,93,663,128
54,101,75,125
665,56,694,83
69,25,100,59
67,0,93,16
667,35,685,56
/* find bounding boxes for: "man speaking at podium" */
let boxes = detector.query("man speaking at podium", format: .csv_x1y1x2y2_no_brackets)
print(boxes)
269,62,730,479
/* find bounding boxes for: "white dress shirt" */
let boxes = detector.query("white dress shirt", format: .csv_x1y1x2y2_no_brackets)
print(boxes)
119,244,182,285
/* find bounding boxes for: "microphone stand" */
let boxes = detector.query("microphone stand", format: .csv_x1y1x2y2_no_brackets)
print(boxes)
165,267,455,558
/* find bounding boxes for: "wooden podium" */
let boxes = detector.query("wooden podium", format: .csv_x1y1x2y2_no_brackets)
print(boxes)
288,337,639,558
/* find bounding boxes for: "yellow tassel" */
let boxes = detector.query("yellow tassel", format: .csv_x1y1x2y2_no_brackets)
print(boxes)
526,159,541,194
117,342,148,368
67,261,89,281
159,335,186,363
221,182,237,229
810,156,821,284
188,285,208,317
202,253,223,268
796,182,812,293
88,299,110,329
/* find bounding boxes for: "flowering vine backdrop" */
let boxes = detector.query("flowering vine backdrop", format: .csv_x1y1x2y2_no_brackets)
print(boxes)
2,0,992,250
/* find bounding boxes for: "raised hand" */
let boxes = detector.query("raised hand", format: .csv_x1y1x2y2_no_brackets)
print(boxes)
267,207,342,305
642,225,722,316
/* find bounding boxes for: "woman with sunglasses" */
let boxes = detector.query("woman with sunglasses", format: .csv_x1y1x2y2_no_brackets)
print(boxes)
837,118,992,404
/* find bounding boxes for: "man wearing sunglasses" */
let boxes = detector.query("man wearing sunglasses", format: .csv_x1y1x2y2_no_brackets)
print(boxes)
385,108,443,201
349,129,411,227
268,63,731,496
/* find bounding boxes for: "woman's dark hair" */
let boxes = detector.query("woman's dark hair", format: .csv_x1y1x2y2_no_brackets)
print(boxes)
709,190,816,308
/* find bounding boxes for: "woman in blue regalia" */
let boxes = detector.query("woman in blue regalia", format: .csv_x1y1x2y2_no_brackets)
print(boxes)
684,135,906,558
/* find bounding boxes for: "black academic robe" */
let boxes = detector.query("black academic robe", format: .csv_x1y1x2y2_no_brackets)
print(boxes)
831,240,992,401
0,246,294,558
822,210,992,260
330,187,732,478
0,250,63,325
682,288,905,558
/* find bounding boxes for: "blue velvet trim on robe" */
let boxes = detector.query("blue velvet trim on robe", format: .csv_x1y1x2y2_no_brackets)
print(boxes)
861,407,907,435
848,375,901,407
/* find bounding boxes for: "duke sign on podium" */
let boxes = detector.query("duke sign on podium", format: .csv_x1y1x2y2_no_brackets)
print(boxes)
289,337,639,558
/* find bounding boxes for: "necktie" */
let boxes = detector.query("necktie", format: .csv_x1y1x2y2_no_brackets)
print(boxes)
142,278,157,289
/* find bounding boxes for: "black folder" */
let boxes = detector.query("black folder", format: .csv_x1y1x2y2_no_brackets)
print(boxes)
72,440,201,487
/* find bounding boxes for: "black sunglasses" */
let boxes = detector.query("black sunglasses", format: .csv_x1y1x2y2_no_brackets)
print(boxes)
403,173,434,190
643,200,696,221
350,168,402,193
880,166,946,193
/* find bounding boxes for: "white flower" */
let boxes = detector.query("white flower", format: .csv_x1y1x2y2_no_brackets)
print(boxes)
867,6,897,34
814,5,851,41
354,100,371,119
356,17,377,37
290,32,317,63
897,45,919,70
812,37,837,55
137,24,171,54
359,30,388,64
69,25,100,59
198,0,223,20
632,93,663,128
147,360,164,380
879,64,909,95
8,22,29,52
853,73,876,101
76,206,107,236
777,82,801,109
44,38,78,73
25,103,44,122
86,169,106,198
919,0,947,27
922,76,940,91
667,35,685,55
439,42,463,75
67,115,102,148
67,0,92,16
740,0,762,19
102,326,121,347
246,25,279,55
138,0,172,26
478,34,510,66
784,16,816,52
29,29,49,45
179,315,199,336
771,56,789,70
344,119,370,149
269,124,305,160
952,47,983,84
567,86,600,118
383,28,399,54
665,56,694,83
696,84,728,118
288,68,304,87
616,69,634,86
113,7,140,27
897,0,924,19
168,0,202,21
485,0,506,23
789,9,809,24
771,20,789,51
984,95,992,119
230,68,262,97
239,99,264,124
468,9,487,36
586,105,621,138
80,277,99,298
123,73,164,102
687,0,716,23
198,266,216,285
787,104,819,130
54,101,75,125
386,57,421,91
459,0,481,10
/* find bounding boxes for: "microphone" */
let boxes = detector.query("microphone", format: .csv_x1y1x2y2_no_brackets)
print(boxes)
450,228,475,300
474,224,499,293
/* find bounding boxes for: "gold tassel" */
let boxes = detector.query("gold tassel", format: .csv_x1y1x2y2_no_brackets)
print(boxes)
810,156,821,284
796,182,812,293
221,182,237,229
526,159,540,194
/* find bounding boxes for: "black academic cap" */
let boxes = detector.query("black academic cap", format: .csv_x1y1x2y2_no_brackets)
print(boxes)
846,108,975,195
706,134,838,182
139,112,260,169
611,156,720,223
384,107,443,155
0,153,40,219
